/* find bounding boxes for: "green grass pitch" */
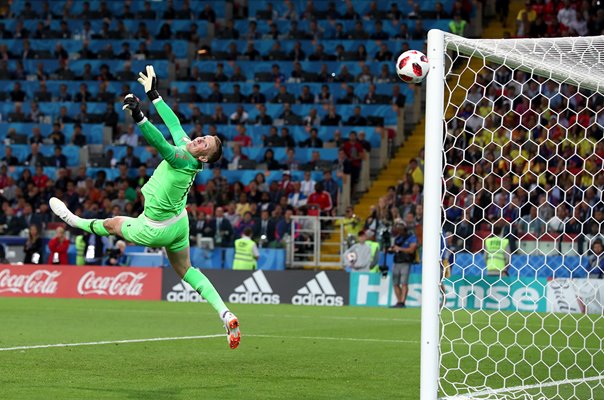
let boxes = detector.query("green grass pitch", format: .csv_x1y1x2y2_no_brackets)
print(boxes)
0,298,601,399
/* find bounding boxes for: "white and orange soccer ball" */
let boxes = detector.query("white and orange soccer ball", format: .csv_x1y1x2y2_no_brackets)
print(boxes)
396,50,430,83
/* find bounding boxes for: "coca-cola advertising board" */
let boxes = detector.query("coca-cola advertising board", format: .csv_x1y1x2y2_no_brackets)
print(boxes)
0,265,162,300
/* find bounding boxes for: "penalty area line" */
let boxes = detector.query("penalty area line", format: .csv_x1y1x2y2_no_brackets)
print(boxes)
442,375,604,399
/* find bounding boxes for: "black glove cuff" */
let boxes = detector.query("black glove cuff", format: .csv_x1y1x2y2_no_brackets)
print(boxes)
146,90,160,102
132,109,145,123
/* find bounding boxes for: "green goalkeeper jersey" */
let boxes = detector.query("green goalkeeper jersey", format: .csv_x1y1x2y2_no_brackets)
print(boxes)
137,99,203,221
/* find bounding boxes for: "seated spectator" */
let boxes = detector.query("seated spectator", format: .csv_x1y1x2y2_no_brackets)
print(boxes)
254,209,277,244
233,124,252,147
301,128,324,148
10,82,26,102
25,143,46,166
309,44,332,61
207,63,228,82
54,42,68,59
364,84,379,104
284,60,302,79
230,65,247,82
263,149,283,171
343,132,365,185
264,126,285,147
34,81,52,102
119,125,139,147
244,42,261,61
71,124,87,146
391,85,407,107
228,143,249,170
332,22,347,39
348,20,369,39
218,20,239,39
1,146,19,166
335,66,355,83
235,211,256,237
249,84,267,104
342,2,360,19
375,42,394,61
346,106,368,126
303,108,321,127
28,102,44,123
206,82,224,103
272,85,296,104
211,105,228,124
74,83,93,103
8,103,28,122
321,170,339,205
335,149,353,178
279,103,302,125
156,23,172,40
32,165,49,189
371,20,390,40
322,105,342,126
254,104,274,126
284,148,299,171
411,20,427,40
298,86,315,104
356,44,368,61
230,105,249,125
121,146,141,168
316,84,333,104
49,123,66,145
280,127,296,147
48,146,67,168
199,3,217,23
300,171,316,198
47,226,69,264
289,41,306,61
288,182,307,208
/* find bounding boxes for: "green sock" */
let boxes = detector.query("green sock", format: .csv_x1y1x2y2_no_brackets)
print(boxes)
74,218,110,236
183,267,228,316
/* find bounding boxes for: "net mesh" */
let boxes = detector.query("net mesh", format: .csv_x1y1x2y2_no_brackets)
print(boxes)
438,34,604,399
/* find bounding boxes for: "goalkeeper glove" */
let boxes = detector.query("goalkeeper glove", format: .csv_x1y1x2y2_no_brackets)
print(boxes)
137,65,160,102
122,94,145,123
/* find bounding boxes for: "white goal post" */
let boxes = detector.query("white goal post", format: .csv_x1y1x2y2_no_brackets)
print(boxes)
421,30,604,400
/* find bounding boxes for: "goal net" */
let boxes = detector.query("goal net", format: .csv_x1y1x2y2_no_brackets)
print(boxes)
421,31,604,400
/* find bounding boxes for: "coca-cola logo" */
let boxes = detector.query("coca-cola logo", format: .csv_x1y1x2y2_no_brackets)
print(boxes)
0,269,60,294
77,271,147,297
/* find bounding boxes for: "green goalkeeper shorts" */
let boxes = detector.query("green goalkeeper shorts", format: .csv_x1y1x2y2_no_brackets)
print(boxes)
120,210,190,253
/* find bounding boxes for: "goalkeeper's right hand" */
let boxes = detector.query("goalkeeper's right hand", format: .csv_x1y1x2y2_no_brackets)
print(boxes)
122,94,145,123
137,65,160,102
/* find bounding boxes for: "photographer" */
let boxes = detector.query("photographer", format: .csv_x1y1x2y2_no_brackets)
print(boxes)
389,222,418,308
104,240,129,266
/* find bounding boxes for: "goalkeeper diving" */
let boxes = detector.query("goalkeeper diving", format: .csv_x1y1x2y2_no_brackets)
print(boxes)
49,66,241,349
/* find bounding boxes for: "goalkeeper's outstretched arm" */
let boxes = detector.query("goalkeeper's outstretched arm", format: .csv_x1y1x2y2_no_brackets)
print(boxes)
138,65,190,147
122,94,191,169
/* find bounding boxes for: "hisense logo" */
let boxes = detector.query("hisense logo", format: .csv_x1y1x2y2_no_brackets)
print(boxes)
292,271,344,306
228,270,280,304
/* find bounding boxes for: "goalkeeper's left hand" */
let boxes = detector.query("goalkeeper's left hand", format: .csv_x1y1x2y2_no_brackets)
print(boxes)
137,65,160,102
122,94,145,123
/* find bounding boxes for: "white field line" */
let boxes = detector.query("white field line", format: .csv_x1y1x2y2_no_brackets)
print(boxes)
0,334,415,352
0,334,224,352
0,333,600,353
442,375,604,400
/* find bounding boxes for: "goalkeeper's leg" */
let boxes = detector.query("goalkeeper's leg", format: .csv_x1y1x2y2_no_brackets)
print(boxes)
166,247,241,350
49,197,122,237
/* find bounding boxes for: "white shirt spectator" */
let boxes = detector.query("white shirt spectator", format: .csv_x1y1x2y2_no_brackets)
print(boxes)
119,130,139,147
557,5,576,28
300,178,316,197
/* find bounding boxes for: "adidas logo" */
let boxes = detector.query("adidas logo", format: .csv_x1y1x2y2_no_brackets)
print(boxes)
166,281,207,303
228,270,280,304
292,272,344,306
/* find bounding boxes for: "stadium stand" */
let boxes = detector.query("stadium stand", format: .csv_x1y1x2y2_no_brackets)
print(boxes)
0,0,467,268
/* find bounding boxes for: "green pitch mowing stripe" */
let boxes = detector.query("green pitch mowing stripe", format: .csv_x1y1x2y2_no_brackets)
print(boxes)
0,298,419,400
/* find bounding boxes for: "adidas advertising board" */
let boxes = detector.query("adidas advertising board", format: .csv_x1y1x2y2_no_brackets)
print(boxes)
291,271,344,306
165,281,207,303
161,269,348,306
